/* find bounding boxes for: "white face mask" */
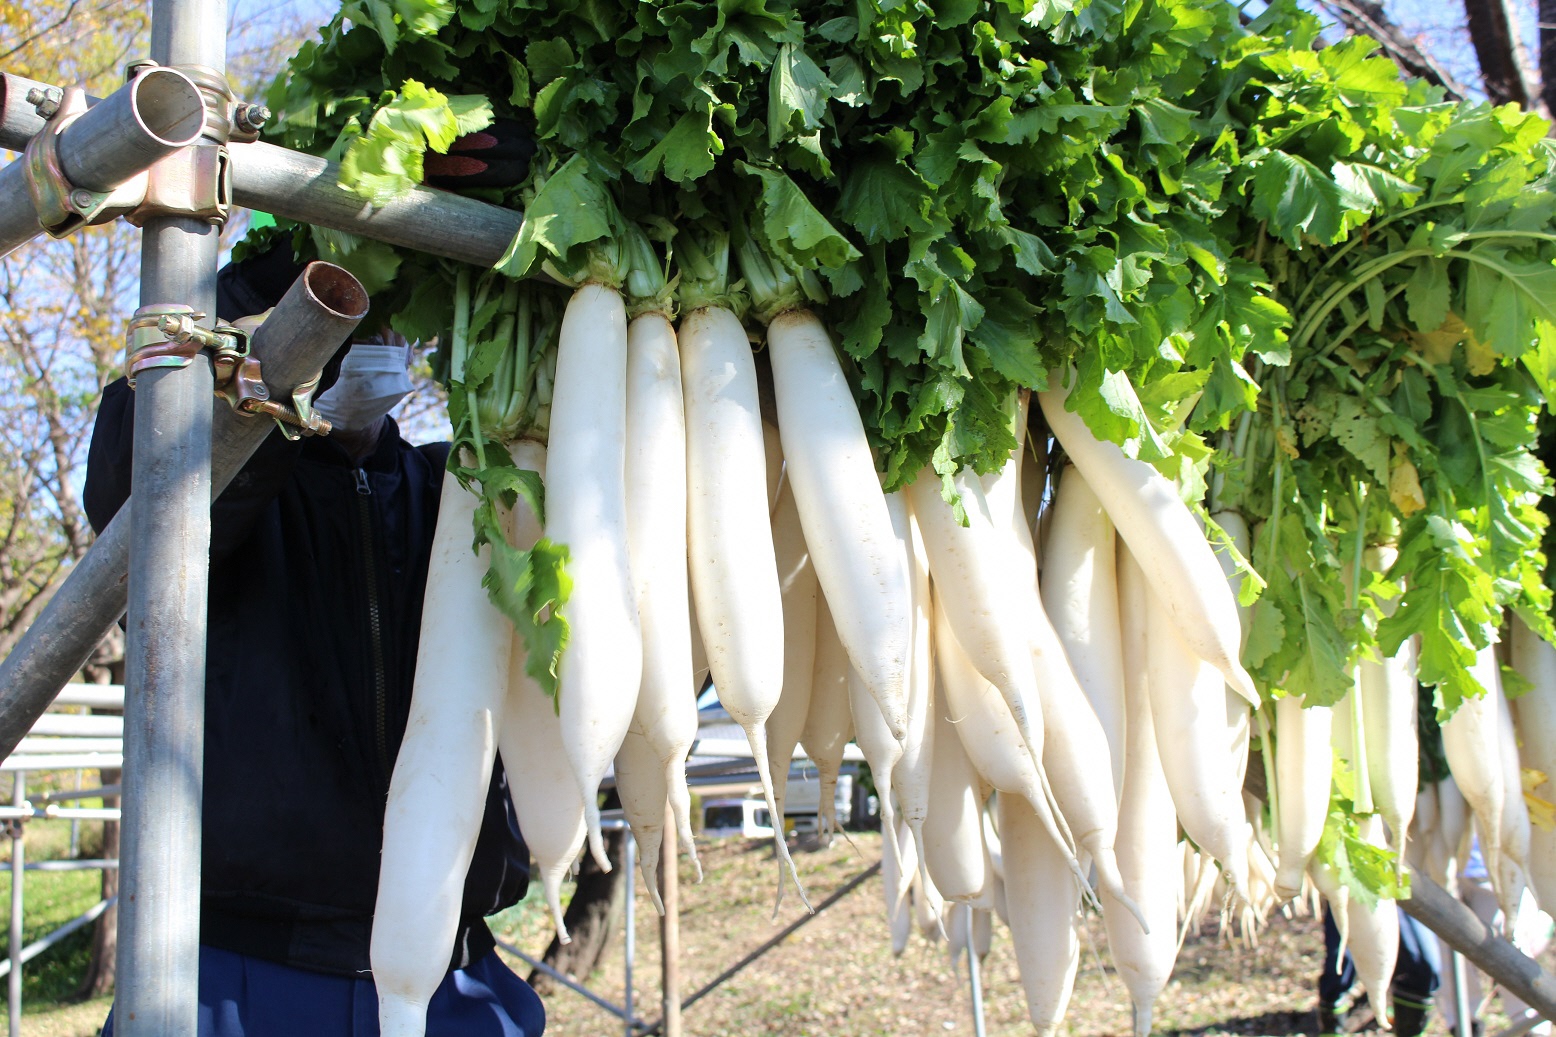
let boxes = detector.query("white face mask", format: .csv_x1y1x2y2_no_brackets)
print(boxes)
312,342,414,432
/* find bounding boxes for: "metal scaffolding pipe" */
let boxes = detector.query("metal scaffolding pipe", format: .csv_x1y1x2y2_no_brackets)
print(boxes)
0,72,49,148
0,262,367,760
115,0,231,1010
1402,866,1556,1022
0,68,205,256
227,140,525,267
118,212,219,1036
2,72,525,268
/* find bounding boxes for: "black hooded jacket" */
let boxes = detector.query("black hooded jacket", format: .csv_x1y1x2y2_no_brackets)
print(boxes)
83,376,530,978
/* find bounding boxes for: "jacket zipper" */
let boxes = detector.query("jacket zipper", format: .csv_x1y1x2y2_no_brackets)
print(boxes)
355,467,391,777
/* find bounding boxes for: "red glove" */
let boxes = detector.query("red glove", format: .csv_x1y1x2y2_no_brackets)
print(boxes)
423,118,537,191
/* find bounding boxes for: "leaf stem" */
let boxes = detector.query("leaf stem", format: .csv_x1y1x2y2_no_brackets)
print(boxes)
1348,483,1373,816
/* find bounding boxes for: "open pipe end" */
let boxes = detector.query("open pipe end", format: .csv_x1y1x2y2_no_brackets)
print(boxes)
129,69,206,148
302,262,371,322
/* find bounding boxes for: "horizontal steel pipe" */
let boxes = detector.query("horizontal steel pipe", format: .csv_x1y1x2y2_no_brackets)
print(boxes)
2,71,526,268
1402,866,1556,1022
59,68,206,189
0,69,205,257
0,73,50,151
0,261,368,762
228,140,524,267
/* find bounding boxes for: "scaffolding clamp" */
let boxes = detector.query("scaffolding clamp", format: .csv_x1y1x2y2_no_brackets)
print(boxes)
126,305,208,386
126,143,232,228
125,305,331,439
23,87,148,238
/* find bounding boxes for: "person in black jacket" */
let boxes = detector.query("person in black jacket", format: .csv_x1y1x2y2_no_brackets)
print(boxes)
85,245,544,1036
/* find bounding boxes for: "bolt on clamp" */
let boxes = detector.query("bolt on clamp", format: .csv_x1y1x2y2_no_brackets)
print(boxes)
23,88,148,237
125,305,332,439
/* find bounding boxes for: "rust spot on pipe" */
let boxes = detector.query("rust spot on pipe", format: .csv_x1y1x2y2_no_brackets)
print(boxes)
302,262,370,321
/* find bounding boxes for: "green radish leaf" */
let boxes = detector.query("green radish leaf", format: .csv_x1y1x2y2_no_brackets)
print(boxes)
768,43,833,148
1330,396,1390,485
1287,573,1353,707
627,104,725,183
838,156,935,244
1404,259,1451,334
970,289,1047,388
1251,151,1347,248
737,161,861,271
495,157,616,280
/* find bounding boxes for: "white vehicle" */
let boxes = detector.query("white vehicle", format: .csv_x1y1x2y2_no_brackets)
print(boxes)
701,770,854,838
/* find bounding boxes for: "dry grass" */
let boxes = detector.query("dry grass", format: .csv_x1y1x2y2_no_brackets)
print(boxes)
496,831,1552,1037
12,829,1550,1036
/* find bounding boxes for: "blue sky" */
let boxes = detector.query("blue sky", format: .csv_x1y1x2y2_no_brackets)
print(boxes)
232,0,1538,105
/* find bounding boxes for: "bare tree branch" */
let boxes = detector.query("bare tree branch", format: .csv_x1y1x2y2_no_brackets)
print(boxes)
1316,0,1472,99
0,0,84,62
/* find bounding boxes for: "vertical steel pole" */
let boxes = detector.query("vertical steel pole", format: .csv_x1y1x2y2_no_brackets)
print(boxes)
8,772,25,1036
659,804,682,1037
115,0,227,1030
965,905,986,1037
1454,949,1474,1037
623,832,636,1037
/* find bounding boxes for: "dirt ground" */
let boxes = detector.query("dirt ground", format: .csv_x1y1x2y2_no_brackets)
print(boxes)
14,829,1550,1036
496,831,1552,1037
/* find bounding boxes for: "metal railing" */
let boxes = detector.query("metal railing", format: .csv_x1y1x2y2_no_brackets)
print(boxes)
1,684,125,1034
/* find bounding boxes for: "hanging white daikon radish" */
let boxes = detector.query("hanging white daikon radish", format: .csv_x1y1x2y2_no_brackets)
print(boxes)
1106,540,1183,1037
551,284,643,872
907,466,1048,773
933,601,1081,881
1038,382,1257,706
613,727,671,913
1273,692,1334,902
764,480,820,892
624,308,699,881
1041,462,1127,799
681,304,795,893
1000,790,1084,1037
373,454,514,1037
1358,544,1418,865
768,313,912,737
882,815,914,955
889,495,937,876
1509,613,1556,914
1143,566,1251,903
1346,817,1402,1030
493,441,587,945
1441,643,1514,923
1492,670,1532,925
1431,777,1470,893
965,449,1139,925
922,702,990,903
800,594,855,851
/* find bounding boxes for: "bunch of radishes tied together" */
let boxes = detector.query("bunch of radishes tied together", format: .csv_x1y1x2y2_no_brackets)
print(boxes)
359,214,1556,1037
359,174,1277,1033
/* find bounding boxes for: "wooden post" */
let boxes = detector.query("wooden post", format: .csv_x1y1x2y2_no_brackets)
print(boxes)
1401,866,1556,1022
659,802,682,1037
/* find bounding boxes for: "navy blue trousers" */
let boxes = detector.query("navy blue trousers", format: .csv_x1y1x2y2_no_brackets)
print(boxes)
1320,905,1441,1009
100,946,545,1037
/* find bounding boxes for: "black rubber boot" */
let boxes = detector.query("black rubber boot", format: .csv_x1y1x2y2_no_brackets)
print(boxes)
1392,998,1429,1037
1317,1002,1348,1035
